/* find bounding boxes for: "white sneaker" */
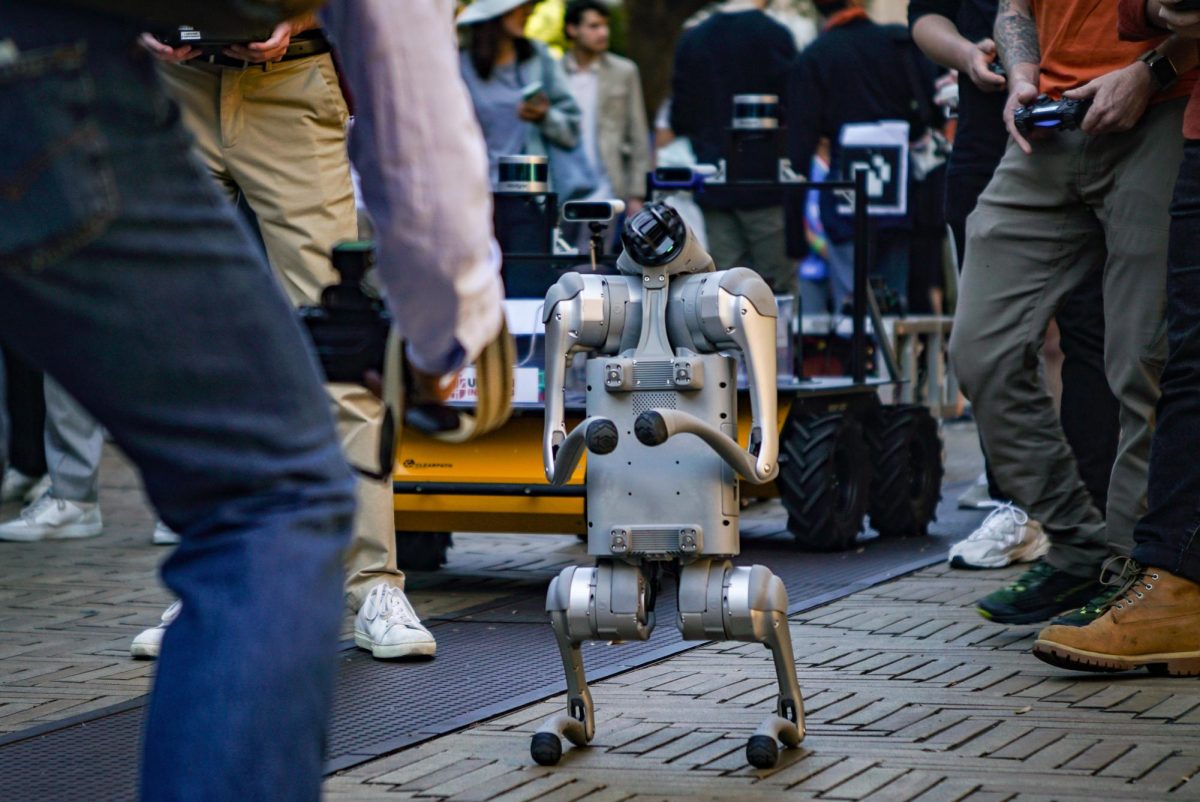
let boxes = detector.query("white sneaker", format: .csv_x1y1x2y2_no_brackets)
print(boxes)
0,469,45,505
130,600,181,660
957,473,998,510
0,494,103,541
152,520,182,545
354,584,437,659
948,502,1049,569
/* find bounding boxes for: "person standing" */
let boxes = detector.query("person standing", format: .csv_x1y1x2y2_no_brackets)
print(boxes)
1033,0,1200,674
909,0,1121,581
787,0,939,312
129,14,438,660
0,1,503,797
670,0,798,293
949,0,1194,625
562,0,651,227
457,0,584,195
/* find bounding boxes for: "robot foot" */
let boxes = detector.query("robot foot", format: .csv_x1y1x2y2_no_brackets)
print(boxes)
531,732,563,766
531,712,592,765
747,713,804,768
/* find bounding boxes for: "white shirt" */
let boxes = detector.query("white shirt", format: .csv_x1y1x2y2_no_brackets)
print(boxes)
322,0,504,374
565,55,614,201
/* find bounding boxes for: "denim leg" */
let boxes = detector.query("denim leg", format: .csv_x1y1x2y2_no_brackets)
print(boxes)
1134,142,1200,585
0,7,355,801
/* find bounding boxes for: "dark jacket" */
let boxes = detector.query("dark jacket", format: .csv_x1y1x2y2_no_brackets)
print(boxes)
787,17,939,243
908,0,1008,180
670,9,797,209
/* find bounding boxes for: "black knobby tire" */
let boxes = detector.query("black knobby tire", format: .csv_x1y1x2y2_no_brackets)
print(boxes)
866,404,944,538
395,531,452,571
778,412,871,552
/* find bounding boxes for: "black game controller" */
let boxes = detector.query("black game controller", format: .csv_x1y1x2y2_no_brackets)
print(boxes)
988,60,1006,78
1013,94,1092,135
1175,0,1200,10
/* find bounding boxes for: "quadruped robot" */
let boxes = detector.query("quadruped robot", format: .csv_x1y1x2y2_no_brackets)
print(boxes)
532,203,804,769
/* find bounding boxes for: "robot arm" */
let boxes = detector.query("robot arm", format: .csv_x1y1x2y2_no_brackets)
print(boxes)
542,273,628,484
654,268,779,483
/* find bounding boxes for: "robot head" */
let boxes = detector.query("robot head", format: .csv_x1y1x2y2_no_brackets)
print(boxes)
617,203,714,278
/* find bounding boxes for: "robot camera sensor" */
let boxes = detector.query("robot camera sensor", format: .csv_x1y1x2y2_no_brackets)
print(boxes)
562,200,626,223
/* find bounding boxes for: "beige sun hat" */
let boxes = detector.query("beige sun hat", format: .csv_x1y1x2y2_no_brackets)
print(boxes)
456,0,534,26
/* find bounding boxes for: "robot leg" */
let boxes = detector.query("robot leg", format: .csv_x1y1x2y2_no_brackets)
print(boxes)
532,560,656,765
677,560,805,769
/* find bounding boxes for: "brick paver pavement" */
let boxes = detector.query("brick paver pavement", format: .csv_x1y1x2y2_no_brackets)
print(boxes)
323,561,1200,801
10,422,1190,802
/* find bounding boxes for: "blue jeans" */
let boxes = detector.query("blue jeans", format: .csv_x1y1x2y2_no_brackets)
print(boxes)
1134,141,1200,584
0,6,356,801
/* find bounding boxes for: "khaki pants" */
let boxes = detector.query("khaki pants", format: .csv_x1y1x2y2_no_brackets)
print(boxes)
950,99,1184,577
702,206,796,295
160,56,355,305
160,57,404,607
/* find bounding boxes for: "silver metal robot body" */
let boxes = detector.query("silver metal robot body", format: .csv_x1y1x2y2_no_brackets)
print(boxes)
534,205,807,769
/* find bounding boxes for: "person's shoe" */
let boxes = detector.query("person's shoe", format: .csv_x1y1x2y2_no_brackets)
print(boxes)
152,521,181,546
0,494,103,541
130,600,181,660
1034,567,1200,675
354,584,437,659
976,559,1101,625
1,468,44,505
1049,556,1142,627
949,502,1048,569
957,473,995,510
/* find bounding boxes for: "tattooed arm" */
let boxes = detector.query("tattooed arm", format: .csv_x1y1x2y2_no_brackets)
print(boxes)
995,0,1042,152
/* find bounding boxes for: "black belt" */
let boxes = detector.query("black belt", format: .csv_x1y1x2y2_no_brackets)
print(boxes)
197,36,332,70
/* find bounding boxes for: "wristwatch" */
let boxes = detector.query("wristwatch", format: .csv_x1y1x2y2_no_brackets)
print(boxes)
1140,49,1179,91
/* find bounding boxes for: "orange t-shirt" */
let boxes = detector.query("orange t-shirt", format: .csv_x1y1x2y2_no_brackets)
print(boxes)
1033,0,1194,103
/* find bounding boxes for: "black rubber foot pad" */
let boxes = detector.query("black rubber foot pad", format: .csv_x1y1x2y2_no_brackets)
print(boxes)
634,411,668,446
746,735,778,768
585,419,619,455
530,732,563,765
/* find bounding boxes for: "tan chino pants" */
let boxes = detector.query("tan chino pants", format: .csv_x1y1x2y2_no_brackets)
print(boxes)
160,56,404,608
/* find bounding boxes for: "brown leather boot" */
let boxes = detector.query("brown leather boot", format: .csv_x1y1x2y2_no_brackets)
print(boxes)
1032,567,1200,676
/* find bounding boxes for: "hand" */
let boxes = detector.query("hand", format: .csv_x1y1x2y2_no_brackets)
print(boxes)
1003,78,1041,154
625,197,644,218
962,38,1006,93
1064,62,1154,136
408,366,460,405
223,21,293,64
139,32,200,63
517,92,550,123
1157,0,1200,37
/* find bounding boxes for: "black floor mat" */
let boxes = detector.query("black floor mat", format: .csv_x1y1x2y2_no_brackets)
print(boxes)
0,494,982,802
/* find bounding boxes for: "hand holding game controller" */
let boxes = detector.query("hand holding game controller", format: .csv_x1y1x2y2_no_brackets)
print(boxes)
1003,78,1042,153
963,38,1006,93
1063,60,1155,136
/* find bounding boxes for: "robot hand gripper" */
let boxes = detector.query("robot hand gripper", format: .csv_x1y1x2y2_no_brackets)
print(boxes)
532,204,805,769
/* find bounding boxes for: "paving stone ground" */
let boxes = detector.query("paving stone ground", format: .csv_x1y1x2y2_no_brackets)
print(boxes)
7,421,1198,801
322,565,1200,802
